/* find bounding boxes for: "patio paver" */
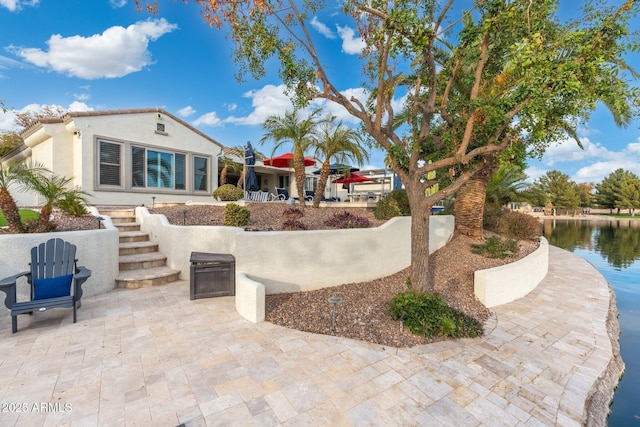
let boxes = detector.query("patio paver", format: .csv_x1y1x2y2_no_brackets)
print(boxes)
0,246,615,426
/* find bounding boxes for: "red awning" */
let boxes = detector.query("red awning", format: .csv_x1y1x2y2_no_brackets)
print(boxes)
263,153,315,168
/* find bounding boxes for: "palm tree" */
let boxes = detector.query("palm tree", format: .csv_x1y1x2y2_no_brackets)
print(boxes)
29,174,89,232
219,155,242,186
0,162,47,233
485,163,528,208
261,108,322,207
312,119,369,208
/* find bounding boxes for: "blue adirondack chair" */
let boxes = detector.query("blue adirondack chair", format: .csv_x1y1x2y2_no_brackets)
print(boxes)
0,238,91,333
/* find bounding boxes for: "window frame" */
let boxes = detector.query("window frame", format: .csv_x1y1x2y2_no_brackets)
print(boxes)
95,137,212,194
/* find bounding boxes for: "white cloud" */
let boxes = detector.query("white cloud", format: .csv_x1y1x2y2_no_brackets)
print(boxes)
532,136,640,184
226,103,237,112
178,105,196,117
109,0,127,8
9,18,178,79
0,109,18,133
539,137,612,166
0,0,38,12
68,101,92,112
224,84,294,126
311,16,336,39
73,92,90,102
223,84,370,127
336,25,365,55
192,111,222,127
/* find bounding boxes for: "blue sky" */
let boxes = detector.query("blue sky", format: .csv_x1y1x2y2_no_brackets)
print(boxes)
1,0,639,185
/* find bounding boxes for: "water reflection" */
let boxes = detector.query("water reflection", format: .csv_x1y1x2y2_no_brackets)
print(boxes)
543,219,640,426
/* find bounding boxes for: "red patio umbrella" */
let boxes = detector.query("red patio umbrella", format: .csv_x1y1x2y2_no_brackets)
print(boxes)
332,172,373,184
263,153,315,168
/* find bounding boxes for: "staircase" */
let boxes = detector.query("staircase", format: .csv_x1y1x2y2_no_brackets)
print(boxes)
99,207,181,289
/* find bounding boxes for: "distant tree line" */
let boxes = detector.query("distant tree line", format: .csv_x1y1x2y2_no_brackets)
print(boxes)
516,168,640,215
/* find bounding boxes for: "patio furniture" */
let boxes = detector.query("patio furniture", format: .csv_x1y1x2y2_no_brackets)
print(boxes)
304,190,315,202
0,238,91,333
276,187,290,201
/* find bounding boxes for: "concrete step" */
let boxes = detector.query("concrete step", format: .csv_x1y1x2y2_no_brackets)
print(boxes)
119,241,159,256
110,216,137,224
114,222,141,233
98,207,136,217
119,252,168,270
116,267,181,289
119,231,150,243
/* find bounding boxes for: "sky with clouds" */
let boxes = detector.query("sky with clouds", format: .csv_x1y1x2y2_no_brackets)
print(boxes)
1,0,639,184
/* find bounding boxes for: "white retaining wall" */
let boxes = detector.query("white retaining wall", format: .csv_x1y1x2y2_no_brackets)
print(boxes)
136,206,455,322
0,226,120,301
474,237,549,308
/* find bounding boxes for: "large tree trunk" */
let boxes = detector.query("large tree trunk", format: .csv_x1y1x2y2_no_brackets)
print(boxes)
220,167,228,186
35,204,53,233
454,160,496,240
293,149,306,207
313,161,331,208
0,189,24,233
405,184,432,294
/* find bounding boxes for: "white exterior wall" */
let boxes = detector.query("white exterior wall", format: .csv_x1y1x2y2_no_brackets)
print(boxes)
11,110,225,207
136,206,454,291
71,112,223,206
474,237,549,308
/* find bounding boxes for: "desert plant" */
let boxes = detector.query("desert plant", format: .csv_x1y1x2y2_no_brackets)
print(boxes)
281,219,309,230
28,174,90,233
324,211,371,228
223,203,250,226
213,184,244,201
387,282,483,338
374,198,402,220
57,192,89,217
484,208,542,241
282,206,304,221
387,189,410,216
471,236,519,259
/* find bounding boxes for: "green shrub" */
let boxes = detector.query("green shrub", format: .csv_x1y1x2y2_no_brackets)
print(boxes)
57,193,88,216
471,236,519,259
213,184,244,201
484,208,541,240
387,189,411,215
374,198,402,220
387,281,483,338
223,203,250,226
281,219,309,230
282,206,304,221
324,211,371,228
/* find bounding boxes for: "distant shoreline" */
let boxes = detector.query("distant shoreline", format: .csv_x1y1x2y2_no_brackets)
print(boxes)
531,213,640,221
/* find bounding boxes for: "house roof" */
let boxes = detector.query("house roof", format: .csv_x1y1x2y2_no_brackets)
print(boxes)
19,108,224,149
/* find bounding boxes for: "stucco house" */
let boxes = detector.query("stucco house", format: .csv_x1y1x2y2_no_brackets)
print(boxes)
3,108,225,207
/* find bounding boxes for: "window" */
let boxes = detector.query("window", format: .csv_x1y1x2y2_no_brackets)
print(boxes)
99,141,121,186
131,146,186,190
194,156,208,192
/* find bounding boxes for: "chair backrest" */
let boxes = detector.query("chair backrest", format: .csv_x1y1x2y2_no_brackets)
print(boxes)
30,238,77,281
276,188,289,199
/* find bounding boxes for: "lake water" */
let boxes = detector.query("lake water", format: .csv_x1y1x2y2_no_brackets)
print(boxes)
542,219,640,426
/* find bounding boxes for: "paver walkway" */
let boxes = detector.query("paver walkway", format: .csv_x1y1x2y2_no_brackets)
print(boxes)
0,246,614,426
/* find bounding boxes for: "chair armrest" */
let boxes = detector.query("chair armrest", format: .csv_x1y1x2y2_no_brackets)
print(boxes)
73,266,92,301
0,271,29,309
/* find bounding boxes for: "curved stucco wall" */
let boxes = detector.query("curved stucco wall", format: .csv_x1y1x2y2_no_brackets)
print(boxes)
136,206,454,292
474,237,549,308
0,227,120,301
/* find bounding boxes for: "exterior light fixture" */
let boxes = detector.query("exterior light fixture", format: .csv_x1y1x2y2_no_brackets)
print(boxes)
152,196,156,208
183,209,188,225
96,216,104,229
328,295,342,332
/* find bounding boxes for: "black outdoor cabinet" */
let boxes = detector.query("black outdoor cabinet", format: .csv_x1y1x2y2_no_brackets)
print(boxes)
189,252,236,300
